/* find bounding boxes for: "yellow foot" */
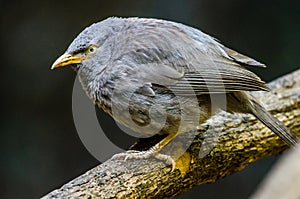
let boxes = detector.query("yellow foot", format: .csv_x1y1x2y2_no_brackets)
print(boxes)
113,150,176,172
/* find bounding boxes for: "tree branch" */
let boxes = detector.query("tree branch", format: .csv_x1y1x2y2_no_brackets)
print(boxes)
42,69,300,199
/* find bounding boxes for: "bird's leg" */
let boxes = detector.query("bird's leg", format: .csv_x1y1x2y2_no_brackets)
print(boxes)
113,132,178,171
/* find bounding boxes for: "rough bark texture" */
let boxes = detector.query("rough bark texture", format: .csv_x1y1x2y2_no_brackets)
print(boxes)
42,69,300,199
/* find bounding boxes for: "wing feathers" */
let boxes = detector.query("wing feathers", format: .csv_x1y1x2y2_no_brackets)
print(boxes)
222,46,266,68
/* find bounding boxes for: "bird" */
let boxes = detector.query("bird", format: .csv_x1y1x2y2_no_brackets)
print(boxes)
51,17,298,170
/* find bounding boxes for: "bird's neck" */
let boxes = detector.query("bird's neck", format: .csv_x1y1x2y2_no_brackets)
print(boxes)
77,67,114,112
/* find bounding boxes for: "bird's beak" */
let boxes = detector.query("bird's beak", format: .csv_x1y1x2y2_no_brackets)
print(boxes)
51,53,86,70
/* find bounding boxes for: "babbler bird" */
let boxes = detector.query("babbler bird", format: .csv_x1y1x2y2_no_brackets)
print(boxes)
52,17,298,170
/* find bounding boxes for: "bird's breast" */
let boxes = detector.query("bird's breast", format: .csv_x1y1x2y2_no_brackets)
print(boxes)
96,85,209,136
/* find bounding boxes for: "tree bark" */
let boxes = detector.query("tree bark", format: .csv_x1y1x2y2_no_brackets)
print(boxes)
42,69,300,199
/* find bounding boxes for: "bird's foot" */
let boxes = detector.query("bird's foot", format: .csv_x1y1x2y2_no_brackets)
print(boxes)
112,150,176,172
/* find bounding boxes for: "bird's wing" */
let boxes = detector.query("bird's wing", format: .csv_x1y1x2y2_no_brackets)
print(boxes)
173,48,269,95
130,44,269,95
116,20,269,95
136,59,269,96
221,46,266,68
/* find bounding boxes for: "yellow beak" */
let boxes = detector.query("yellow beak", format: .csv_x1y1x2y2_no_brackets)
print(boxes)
51,53,86,70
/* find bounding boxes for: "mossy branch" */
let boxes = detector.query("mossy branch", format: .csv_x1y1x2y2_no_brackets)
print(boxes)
42,69,300,199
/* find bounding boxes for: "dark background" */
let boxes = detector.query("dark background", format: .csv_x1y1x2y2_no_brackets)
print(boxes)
1,0,299,198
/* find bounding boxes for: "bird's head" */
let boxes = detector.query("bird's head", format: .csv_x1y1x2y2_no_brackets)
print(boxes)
51,17,129,102
51,17,124,72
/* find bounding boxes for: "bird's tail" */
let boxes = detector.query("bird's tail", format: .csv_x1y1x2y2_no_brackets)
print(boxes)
246,95,298,147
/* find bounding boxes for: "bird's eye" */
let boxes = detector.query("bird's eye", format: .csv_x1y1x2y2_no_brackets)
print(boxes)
86,45,97,55
89,47,95,53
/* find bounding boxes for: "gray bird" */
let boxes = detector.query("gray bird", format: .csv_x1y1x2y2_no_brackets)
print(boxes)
51,17,298,170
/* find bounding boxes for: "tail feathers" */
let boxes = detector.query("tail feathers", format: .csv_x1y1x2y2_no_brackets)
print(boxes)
249,100,298,147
